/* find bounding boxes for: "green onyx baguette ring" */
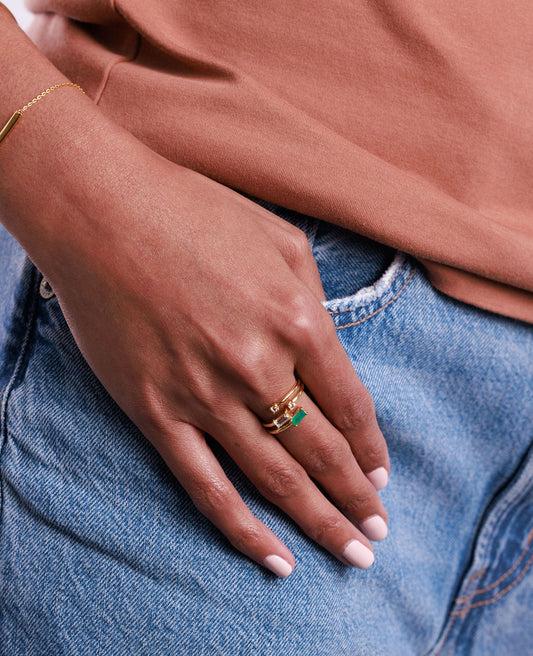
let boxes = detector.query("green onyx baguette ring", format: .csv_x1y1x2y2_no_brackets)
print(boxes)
263,379,308,435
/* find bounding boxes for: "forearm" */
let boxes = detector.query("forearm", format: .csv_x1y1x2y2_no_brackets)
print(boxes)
0,10,109,256
0,8,174,282
0,6,250,291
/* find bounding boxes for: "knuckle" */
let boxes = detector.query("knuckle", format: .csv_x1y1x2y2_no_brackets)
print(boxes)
360,439,386,465
340,483,377,518
259,461,305,501
284,299,326,349
191,478,232,517
305,440,350,476
228,340,274,395
335,389,376,432
307,515,344,544
131,378,173,433
230,523,264,553
284,229,312,264
230,339,268,377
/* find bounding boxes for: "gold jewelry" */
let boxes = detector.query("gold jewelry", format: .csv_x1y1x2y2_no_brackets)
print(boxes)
268,379,302,414
266,405,308,434
263,379,308,434
263,382,304,428
0,82,85,147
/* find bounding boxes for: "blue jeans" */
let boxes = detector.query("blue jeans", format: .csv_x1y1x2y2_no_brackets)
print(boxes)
1,197,532,655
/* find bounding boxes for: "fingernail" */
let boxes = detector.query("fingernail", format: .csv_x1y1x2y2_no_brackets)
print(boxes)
342,539,374,569
367,467,388,491
263,554,294,578
359,515,388,541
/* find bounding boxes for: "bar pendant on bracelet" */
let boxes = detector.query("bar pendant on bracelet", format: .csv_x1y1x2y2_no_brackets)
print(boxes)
0,111,22,146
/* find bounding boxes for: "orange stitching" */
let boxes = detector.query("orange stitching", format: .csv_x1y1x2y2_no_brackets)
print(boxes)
333,266,417,331
450,548,533,615
328,257,406,315
455,529,533,604
463,568,488,587
433,543,533,655
431,513,533,655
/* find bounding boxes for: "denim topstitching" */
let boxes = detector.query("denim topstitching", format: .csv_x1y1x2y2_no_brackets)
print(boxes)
332,262,417,330
431,446,533,656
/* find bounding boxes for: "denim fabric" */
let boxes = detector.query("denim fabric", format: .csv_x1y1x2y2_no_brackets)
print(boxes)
0,198,532,655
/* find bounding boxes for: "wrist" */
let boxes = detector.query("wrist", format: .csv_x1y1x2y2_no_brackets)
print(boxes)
0,85,142,275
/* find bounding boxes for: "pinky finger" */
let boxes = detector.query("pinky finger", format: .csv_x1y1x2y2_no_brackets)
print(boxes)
153,421,296,578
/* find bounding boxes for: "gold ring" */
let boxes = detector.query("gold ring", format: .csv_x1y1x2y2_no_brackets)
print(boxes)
263,383,304,429
268,379,302,414
263,379,308,434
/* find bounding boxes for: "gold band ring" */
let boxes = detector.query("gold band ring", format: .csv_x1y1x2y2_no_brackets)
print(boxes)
263,382,304,428
263,379,308,434
268,379,302,414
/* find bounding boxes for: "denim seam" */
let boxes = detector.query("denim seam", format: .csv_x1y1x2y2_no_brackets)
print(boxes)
332,264,417,330
452,546,533,616
449,442,533,602
433,542,533,656
460,464,533,587
0,264,39,527
431,614,458,656
430,458,533,655
328,259,406,315
434,547,533,656
454,527,533,605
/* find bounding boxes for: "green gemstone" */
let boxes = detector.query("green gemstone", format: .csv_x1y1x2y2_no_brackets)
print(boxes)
291,409,307,426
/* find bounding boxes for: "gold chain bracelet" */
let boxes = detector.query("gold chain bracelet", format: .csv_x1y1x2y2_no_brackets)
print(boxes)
0,82,85,147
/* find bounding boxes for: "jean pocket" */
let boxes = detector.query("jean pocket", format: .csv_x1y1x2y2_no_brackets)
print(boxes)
322,250,417,330
309,219,399,304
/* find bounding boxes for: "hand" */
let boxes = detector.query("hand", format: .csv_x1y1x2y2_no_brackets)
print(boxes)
3,117,390,577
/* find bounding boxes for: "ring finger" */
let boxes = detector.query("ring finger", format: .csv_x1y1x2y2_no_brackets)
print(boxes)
255,388,388,542
211,409,378,569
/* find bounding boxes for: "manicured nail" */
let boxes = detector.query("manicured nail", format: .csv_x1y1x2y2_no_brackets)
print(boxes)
263,554,294,578
342,540,374,569
359,515,388,541
367,467,388,490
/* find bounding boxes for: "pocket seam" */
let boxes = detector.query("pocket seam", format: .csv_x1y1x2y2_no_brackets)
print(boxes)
328,258,406,315
332,263,417,330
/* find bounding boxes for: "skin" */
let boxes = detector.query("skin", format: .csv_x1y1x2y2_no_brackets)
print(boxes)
0,10,390,576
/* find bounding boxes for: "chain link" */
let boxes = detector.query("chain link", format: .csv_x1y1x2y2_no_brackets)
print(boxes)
18,83,85,114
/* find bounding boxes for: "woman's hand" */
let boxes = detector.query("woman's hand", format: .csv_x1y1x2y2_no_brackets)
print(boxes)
1,95,389,577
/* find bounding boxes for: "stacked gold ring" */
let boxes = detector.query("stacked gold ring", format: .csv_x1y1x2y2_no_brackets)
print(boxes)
263,379,308,434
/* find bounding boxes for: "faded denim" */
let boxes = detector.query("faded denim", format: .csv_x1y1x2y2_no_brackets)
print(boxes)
0,196,532,655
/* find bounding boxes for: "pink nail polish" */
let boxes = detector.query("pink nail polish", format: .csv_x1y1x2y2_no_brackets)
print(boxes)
359,515,388,541
367,467,389,491
342,540,374,569
263,554,294,578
